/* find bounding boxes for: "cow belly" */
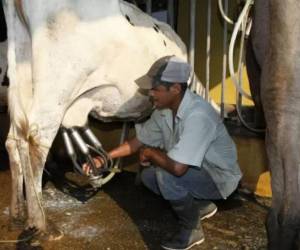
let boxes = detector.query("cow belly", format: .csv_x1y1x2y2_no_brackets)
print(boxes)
62,85,151,127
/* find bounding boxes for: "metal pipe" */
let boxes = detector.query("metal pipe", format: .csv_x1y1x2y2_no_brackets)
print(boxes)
146,0,152,15
113,122,129,170
189,0,196,70
205,0,212,101
62,127,76,159
221,0,229,120
61,127,85,174
69,128,89,155
82,127,103,149
167,0,175,29
236,17,246,117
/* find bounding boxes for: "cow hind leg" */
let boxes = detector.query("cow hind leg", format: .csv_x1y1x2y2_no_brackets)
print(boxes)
18,139,63,242
5,134,26,230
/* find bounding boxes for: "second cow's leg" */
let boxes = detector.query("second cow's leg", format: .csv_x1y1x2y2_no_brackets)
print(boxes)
266,118,300,250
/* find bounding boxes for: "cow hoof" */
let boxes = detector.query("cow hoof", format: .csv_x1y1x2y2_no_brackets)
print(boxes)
29,229,63,246
9,217,26,231
36,221,64,241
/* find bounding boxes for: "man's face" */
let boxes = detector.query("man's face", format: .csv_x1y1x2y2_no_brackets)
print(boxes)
149,84,176,109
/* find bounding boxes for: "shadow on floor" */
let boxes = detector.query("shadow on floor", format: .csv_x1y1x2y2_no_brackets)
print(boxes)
102,171,245,250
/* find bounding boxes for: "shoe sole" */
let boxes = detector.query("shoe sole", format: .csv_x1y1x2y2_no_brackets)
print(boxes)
161,238,205,250
200,207,217,220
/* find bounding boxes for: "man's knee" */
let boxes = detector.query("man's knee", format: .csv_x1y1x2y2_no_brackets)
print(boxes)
155,167,175,186
140,167,161,195
140,167,156,185
155,168,188,199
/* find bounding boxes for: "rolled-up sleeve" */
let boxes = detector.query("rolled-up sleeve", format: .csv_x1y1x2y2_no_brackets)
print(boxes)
167,113,216,167
135,111,163,147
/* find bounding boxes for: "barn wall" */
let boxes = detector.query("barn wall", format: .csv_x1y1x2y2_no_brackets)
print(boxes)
177,0,252,106
176,0,270,197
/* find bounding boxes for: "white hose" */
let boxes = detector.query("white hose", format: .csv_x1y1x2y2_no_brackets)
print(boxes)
228,0,264,133
228,0,254,100
218,0,234,25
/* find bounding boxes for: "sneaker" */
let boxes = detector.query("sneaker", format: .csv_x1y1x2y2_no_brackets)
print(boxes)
197,200,218,220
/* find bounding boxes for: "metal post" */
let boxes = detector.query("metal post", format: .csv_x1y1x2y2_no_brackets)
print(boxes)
237,17,247,121
189,0,196,86
221,0,228,120
146,0,152,15
168,0,175,29
205,0,212,101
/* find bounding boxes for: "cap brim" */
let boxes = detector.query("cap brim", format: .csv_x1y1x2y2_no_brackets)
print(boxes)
135,74,153,90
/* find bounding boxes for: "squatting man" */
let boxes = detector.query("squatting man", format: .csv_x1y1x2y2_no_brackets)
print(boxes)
84,56,242,250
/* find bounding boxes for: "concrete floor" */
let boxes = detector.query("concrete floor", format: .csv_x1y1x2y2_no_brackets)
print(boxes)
0,155,270,250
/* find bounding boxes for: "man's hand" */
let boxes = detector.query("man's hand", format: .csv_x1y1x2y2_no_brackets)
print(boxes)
139,147,152,167
82,156,105,176
139,147,188,176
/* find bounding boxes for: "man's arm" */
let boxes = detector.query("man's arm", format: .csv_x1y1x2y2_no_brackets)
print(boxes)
109,137,143,159
140,147,188,176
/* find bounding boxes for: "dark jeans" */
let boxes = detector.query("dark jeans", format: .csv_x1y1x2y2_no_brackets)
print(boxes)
140,166,222,201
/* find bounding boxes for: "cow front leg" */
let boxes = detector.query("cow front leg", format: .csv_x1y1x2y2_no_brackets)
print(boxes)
264,131,284,250
5,134,26,230
265,122,300,250
267,178,300,250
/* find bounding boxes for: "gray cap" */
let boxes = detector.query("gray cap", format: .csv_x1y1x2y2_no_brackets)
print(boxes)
135,55,191,89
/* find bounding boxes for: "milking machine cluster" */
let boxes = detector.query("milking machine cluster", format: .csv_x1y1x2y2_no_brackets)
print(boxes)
61,126,113,188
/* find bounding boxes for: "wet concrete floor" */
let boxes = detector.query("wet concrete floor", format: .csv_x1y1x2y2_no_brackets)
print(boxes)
0,151,270,250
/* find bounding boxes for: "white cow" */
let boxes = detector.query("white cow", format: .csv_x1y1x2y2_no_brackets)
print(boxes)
4,0,213,238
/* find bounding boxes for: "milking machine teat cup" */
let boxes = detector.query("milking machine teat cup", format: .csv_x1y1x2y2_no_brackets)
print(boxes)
61,126,113,189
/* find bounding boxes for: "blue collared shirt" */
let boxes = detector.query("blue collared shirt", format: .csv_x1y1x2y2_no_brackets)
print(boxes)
135,89,242,199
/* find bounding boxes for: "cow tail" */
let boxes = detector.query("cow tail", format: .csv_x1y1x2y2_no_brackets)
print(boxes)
4,0,30,140
6,37,30,141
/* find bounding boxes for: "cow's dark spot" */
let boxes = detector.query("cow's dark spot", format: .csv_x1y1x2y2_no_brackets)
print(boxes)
2,76,8,86
153,26,159,33
46,16,59,40
125,15,135,26
125,15,131,22
163,40,167,47
0,68,2,75
47,16,56,30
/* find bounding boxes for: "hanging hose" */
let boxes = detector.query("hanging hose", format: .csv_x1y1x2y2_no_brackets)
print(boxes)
218,0,234,25
228,0,253,100
219,0,264,132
